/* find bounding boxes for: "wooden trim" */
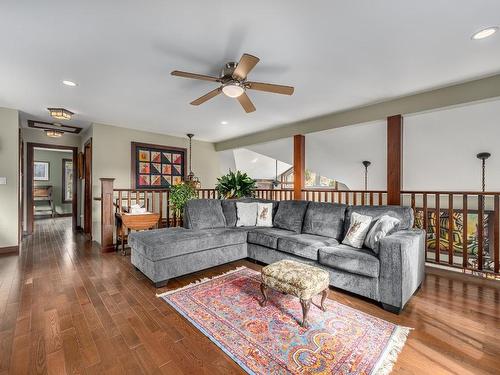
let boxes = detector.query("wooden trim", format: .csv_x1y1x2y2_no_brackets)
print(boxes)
0,245,19,255
62,158,72,203
27,119,83,134
293,135,305,200
84,138,92,236
387,115,402,205
100,178,115,252
130,141,188,190
26,142,78,234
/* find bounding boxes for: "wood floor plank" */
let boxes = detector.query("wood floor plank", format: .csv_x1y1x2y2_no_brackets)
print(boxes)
0,217,498,375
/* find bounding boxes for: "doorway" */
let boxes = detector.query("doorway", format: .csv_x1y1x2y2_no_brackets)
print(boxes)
26,142,78,234
83,138,92,236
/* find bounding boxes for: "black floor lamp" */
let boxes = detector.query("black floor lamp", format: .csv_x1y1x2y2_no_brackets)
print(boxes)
362,161,371,191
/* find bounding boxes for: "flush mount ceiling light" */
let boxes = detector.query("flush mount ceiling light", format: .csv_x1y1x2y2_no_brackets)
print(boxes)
221,81,245,98
45,129,64,138
62,80,77,87
220,121,228,125
47,107,73,120
471,26,498,40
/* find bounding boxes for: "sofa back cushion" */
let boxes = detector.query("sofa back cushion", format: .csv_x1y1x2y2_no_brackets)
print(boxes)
302,202,347,239
273,200,309,233
183,199,226,229
222,198,278,227
343,205,414,238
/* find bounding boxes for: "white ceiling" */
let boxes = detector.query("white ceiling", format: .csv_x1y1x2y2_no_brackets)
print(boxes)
1,1,499,142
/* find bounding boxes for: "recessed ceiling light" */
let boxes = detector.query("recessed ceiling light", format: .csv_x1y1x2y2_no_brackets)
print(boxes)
62,80,77,87
471,27,498,40
221,121,228,125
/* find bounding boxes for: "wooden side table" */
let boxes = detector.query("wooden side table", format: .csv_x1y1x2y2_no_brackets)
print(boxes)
115,212,160,255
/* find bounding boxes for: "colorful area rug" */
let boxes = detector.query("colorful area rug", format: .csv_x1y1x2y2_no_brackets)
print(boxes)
158,267,410,374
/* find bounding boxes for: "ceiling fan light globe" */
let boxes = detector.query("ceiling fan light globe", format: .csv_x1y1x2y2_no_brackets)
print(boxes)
222,83,245,98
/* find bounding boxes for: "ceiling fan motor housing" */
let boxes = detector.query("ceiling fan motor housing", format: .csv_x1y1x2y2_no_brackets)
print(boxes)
222,62,238,80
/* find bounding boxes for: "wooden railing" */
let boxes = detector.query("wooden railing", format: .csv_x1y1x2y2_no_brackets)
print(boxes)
99,180,499,279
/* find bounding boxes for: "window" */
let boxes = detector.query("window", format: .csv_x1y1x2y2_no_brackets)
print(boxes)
62,159,73,203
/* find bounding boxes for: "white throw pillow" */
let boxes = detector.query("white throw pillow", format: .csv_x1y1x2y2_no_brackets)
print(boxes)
256,203,273,227
364,215,400,252
236,202,258,227
342,212,372,248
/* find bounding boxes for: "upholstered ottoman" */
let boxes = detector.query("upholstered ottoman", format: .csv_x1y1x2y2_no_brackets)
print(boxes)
260,260,330,328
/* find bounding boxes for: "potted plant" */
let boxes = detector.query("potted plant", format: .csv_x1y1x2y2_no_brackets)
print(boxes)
169,182,197,225
215,170,257,199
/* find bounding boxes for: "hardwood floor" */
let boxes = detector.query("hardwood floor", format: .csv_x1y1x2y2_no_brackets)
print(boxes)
0,217,498,374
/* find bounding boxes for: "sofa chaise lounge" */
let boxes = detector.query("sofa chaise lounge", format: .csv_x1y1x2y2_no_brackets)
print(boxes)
129,198,425,313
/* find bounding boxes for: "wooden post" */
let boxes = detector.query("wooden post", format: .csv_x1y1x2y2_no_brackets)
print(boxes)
100,178,115,252
294,134,305,200
387,115,403,205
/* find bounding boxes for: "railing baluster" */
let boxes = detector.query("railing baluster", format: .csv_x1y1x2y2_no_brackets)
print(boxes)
378,192,382,205
478,194,484,271
411,193,416,223
494,194,499,274
435,194,440,264
448,193,453,265
353,192,357,205
361,192,365,205
462,194,468,269
369,192,373,206
423,193,428,261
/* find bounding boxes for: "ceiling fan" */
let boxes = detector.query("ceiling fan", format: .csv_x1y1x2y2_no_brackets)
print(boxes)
171,53,294,113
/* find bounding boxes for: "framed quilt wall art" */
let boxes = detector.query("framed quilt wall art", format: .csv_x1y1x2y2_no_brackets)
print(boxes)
131,142,187,189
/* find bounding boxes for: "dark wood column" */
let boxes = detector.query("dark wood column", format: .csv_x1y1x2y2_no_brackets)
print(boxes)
293,134,305,200
100,178,115,252
387,115,403,205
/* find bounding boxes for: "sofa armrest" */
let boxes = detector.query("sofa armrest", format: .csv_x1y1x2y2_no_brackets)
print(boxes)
378,229,426,310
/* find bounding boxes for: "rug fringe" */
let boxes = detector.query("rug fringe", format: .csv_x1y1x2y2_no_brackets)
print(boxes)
155,266,248,297
372,326,412,375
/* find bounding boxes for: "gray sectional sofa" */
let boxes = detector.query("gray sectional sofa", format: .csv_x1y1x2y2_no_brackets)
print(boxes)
129,198,425,313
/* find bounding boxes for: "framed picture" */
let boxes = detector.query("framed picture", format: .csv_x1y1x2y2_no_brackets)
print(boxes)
131,142,187,189
34,161,50,181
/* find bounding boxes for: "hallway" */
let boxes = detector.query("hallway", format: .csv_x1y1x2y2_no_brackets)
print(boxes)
0,218,498,374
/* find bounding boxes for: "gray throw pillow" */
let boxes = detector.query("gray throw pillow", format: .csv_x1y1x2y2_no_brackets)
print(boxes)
236,202,258,227
364,215,400,253
273,200,309,233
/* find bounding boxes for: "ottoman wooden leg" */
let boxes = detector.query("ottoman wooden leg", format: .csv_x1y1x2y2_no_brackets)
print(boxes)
259,283,268,307
300,298,311,328
320,288,328,312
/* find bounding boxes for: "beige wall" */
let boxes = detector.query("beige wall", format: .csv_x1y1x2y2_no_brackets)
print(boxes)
91,122,221,242
0,108,19,249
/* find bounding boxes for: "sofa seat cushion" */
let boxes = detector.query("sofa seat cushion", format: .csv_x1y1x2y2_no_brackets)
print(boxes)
247,228,295,249
129,227,247,261
277,234,339,261
318,244,380,278
302,202,347,239
183,199,226,229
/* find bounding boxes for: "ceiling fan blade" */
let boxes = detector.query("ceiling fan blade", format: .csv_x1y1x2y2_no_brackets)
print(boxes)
246,81,294,95
190,87,222,106
236,92,256,113
171,70,220,82
232,54,260,80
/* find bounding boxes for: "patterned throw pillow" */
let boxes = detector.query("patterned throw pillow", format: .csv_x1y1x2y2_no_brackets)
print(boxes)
256,203,273,227
342,212,372,248
364,215,400,252
236,202,258,227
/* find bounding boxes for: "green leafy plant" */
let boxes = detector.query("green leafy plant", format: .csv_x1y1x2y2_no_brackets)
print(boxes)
215,170,257,199
169,182,197,216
